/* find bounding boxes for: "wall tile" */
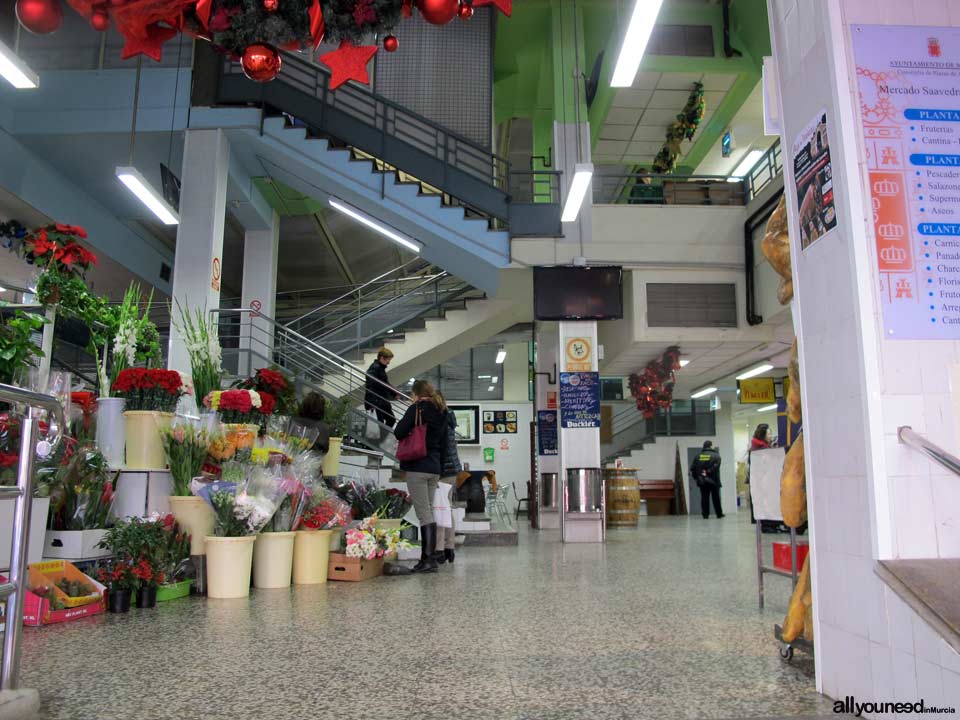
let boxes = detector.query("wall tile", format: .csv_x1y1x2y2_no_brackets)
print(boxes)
886,587,916,654
892,649,919,701
922,393,957,455
940,639,960,675
882,395,926,435
881,343,925,395
840,555,873,639
911,0,949,25
912,613,943,664
930,474,960,558
892,475,940,559
942,669,960,711
916,659,944,703
870,642,895,711
884,438,926,478
867,575,890,646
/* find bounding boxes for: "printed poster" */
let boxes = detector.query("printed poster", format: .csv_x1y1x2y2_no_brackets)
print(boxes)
558,372,601,429
537,410,558,456
853,24,960,339
792,109,838,249
482,410,518,434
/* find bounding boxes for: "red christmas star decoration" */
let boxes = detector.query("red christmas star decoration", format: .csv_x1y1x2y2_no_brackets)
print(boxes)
195,0,213,29
472,0,511,16
120,22,178,62
320,41,378,90
309,0,325,49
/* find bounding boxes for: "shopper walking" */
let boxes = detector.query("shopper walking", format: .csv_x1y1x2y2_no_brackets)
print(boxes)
435,392,461,565
747,423,771,525
690,441,724,519
394,380,446,573
365,347,399,429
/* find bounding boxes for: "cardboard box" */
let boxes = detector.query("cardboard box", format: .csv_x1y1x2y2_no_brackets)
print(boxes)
0,561,105,628
327,553,383,582
0,497,50,572
44,529,110,561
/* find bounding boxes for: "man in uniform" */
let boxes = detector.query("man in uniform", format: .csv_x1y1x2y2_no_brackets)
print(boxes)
690,441,724,519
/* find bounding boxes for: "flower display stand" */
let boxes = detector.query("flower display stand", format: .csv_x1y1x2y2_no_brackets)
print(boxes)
113,470,173,519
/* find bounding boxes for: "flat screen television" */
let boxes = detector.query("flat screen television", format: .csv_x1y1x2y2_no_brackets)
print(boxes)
533,266,623,320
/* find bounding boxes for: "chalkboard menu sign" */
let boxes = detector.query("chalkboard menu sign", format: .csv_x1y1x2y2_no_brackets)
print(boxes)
558,372,601,429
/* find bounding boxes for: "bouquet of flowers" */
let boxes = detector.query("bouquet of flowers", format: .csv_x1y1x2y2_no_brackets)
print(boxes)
296,478,352,530
234,367,296,416
345,516,413,560
173,300,222,406
265,467,305,532
161,418,214,496
203,388,275,425
113,368,186,413
337,481,412,520
192,468,284,537
47,447,116,530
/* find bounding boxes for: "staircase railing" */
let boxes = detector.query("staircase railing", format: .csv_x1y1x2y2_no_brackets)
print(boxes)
199,44,562,237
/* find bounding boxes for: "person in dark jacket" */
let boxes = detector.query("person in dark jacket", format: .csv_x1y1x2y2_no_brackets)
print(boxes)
292,392,330,454
394,379,446,573
364,347,398,429
690,440,724,519
435,393,461,565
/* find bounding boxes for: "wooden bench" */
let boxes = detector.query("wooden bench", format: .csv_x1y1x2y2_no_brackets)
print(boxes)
637,479,675,516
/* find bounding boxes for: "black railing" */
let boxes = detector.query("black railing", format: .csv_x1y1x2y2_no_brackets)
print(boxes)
594,172,747,206
746,141,783,202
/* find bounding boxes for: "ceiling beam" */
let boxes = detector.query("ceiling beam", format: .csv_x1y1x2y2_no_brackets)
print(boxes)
311,212,356,286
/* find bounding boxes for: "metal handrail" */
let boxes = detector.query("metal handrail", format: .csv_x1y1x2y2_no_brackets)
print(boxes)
746,140,784,202
1,384,64,691
898,426,960,477
594,172,747,206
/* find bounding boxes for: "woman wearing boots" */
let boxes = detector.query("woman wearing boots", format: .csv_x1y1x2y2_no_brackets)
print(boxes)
394,380,446,573
435,392,461,565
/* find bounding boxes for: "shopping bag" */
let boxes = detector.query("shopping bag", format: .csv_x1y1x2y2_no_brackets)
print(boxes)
396,406,427,462
434,482,453,528
365,410,380,440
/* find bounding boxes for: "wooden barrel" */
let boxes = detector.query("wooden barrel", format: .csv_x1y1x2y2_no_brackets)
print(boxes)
604,468,640,527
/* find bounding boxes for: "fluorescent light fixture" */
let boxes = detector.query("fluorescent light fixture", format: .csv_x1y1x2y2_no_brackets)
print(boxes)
329,197,421,253
386,329,394,334
611,0,664,87
561,163,594,223
478,374,491,380
487,385,495,392
115,167,179,225
495,347,507,364
736,363,774,380
0,286,6,293
729,149,765,181
757,403,778,412
691,386,717,399
491,376,499,384
0,39,38,89
678,359,690,368
409,378,415,384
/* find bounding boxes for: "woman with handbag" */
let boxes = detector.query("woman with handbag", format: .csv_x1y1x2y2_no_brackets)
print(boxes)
394,380,446,573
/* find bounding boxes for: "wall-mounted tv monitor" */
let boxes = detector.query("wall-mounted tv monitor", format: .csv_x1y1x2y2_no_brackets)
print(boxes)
533,265,623,321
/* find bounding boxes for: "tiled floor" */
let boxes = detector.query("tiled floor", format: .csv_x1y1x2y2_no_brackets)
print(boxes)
18,514,836,720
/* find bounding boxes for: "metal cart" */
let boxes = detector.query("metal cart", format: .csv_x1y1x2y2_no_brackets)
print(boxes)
774,623,814,662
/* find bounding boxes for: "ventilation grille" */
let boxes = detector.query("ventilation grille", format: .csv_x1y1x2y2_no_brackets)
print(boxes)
647,25,715,57
646,283,737,328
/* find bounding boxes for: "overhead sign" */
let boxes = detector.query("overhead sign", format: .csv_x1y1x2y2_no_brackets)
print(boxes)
738,377,776,404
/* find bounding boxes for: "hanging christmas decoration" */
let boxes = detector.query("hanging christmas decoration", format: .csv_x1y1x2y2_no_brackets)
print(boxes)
652,82,706,174
90,7,111,29
319,40,378,90
263,0,278,10
16,0,65,35
383,34,399,52
472,0,509,15
629,346,681,420
418,0,457,24
322,0,402,46
241,42,282,82
458,2,473,19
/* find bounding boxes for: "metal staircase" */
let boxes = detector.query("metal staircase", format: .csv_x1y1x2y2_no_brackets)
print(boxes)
602,403,655,465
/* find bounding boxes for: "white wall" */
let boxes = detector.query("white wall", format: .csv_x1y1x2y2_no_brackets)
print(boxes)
458,401,534,506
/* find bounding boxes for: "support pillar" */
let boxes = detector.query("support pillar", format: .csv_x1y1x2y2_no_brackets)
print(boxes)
240,211,280,374
167,129,230,377
534,324,560,529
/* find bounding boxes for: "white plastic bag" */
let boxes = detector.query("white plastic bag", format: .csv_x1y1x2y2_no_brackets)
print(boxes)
365,410,380,440
434,482,453,528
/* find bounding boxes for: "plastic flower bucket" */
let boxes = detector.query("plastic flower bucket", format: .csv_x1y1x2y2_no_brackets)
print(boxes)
168,496,215,556
322,437,342,478
204,535,255,599
292,530,332,585
253,532,296,589
124,411,173,469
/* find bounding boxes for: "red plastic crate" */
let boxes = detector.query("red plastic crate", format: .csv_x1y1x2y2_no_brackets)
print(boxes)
772,541,809,572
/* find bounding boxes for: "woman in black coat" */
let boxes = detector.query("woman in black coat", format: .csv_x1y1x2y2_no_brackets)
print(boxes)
364,347,398,429
394,379,446,573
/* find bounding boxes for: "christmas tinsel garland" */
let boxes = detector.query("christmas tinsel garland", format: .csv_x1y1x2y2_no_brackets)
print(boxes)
628,346,681,420
652,82,706,174
322,0,404,45
199,0,313,56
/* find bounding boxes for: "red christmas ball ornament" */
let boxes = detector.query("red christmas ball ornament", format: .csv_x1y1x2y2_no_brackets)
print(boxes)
418,0,458,24
383,35,399,52
15,0,64,35
241,43,282,83
90,9,110,31
263,0,279,11
458,2,474,19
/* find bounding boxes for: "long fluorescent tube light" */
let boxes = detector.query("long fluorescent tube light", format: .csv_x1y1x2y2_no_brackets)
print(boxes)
736,363,774,380
757,403,778,412
329,198,421,253
678,359,690,367
561,163,594,223
691,386,717,399
0,39,38,89
116,167,179,225
495,348,507,364
729,149,765,181
610,0,665,87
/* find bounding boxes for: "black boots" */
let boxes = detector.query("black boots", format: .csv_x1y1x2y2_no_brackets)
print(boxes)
412,523,438,573
444,548,455,564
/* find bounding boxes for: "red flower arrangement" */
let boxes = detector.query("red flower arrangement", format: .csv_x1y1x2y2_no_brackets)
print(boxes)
113,368,185,413
204,389,275,424
20,225,97,277
234,366,295,415
629,346,682,420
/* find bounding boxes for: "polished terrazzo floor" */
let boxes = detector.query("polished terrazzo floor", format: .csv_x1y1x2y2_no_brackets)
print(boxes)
17,513,837,720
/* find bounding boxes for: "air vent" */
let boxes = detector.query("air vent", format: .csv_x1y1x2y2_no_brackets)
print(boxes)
159,263,172,283
646,283,737,328
647,25,715,57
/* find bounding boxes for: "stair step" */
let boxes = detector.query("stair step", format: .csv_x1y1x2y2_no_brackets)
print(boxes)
876,558,960,655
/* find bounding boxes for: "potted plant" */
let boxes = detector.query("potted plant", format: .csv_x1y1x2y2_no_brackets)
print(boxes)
113,368,185,469
161,421,215,560
97,516,165,608
172,300,223,415
233,367,296,427
96,559,136,613
290,479,352,585
45,447,116,560
0,309,45,387
322,396,352,479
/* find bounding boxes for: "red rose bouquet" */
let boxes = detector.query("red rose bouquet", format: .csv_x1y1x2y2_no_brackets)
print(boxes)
204,389,275,425
113,368,185,413
234,366,296,415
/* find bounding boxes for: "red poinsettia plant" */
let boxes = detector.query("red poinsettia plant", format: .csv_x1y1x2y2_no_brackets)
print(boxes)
21,224,97,277
233,366,295,415
629,346,682,420
113,368,186,413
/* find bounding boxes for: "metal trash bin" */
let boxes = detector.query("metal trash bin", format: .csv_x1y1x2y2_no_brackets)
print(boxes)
540,473,558,509
566,468,604,513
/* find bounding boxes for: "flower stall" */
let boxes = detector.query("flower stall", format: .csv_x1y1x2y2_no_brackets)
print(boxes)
113,368,186,469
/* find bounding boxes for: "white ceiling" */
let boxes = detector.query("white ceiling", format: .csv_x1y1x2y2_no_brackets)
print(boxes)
594,71,738,167
694,81,778,177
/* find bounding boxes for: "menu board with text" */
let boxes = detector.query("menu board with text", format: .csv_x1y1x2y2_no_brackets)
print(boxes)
853,25,960,338
558,372,601,429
